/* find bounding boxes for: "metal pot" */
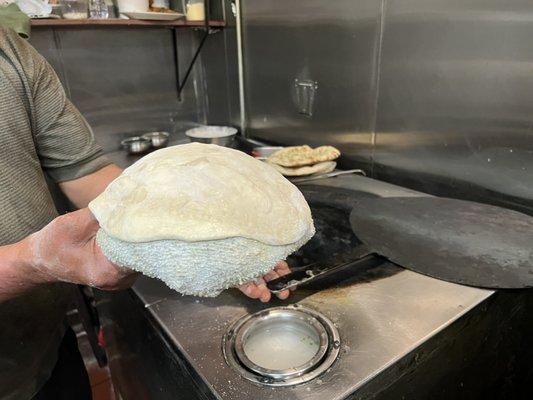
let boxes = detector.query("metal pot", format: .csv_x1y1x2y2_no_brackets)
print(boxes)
141,131,170,149
121,137,152,155
185,126,238,147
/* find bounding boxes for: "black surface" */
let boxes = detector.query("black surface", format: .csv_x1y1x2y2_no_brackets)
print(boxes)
267,252,385,292
32,328,91,400
100,290,215,400
267,186,391,292
74,286,107,368
349,197,533,289
298,184,378,212
353,290,533,400
287,185,377,266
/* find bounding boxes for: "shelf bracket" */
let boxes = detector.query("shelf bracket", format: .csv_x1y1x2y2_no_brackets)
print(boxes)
174,0,218,100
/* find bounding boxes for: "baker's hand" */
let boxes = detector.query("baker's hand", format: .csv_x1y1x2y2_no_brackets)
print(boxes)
238,261,291,302
24,208,138,290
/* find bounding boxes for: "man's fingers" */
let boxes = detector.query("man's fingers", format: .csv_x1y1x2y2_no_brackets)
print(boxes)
238,280,272,303
238,283,255,297
263,268,292,299
263,269,280,282
274,261,291,275
239,261,293,302
257,285,271,302
238,282,262,299
271,261,293,296
251,277,270,302
262,261,292,283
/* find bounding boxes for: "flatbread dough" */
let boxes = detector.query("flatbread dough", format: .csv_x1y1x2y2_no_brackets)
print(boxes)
89,143,314,245
89,143,315,297
267,145,340,167
268,161,336,177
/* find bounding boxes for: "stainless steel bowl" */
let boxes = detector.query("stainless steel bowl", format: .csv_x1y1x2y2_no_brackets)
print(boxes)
121,137,152,155
141,131,169,149
185,126,238,147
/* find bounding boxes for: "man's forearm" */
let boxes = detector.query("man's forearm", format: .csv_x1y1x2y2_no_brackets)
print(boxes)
59,164,123,208
0,238,51,302
1,208,137,303
0,164,124,302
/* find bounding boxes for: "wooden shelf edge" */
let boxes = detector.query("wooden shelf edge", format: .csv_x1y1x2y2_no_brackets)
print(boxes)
31,18,225,28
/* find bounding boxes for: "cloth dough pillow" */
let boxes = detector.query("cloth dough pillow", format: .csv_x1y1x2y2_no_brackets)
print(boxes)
89,143,315,296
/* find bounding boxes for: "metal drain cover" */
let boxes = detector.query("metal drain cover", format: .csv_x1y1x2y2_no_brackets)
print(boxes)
223,305,340,386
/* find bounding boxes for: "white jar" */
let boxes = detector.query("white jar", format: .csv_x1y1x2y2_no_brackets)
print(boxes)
117,0,149,13
151,0,169,8
186,0,205,21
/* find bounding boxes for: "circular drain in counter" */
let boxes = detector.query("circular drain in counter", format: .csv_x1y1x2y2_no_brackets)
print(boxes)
223,305,340,386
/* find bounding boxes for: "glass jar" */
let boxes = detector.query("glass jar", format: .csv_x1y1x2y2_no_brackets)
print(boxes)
61,0,88,19
116,0,149,14
88,0,108,18
186,0,205,21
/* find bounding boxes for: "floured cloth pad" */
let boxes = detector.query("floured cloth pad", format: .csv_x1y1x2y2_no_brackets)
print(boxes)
267,161,336,177
89,143,315,296
267,145,340,167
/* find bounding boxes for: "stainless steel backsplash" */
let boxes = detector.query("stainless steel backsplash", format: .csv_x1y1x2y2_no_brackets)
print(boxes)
240,0,533,213
30,19,238,153
28,1,533,213
241,0,381,169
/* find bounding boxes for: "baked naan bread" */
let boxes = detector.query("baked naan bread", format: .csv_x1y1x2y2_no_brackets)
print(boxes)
267,145,340,167
89,143,315,296
268,161,336,177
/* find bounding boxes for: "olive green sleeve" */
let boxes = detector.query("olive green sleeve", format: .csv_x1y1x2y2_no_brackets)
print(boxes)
26,34,111,182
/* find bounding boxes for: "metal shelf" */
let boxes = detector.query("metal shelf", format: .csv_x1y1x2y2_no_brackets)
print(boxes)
33,0,219,99
30,18,225,28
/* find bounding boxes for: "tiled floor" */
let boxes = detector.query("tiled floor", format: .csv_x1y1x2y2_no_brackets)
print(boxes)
76,329,116,400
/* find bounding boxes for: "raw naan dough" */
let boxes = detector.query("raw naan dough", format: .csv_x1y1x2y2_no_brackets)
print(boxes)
89,143,315,296
268,145,340,167
268,161,336,177
89,143,314,245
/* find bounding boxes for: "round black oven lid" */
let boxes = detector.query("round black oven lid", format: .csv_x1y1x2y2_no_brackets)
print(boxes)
298,184,378,213
349,196,533,289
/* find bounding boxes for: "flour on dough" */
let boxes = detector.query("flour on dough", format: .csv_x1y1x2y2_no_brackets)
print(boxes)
90,143,313,245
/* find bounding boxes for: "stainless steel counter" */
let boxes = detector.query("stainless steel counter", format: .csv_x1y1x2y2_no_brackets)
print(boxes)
114,173,493,400
131,272,491,400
